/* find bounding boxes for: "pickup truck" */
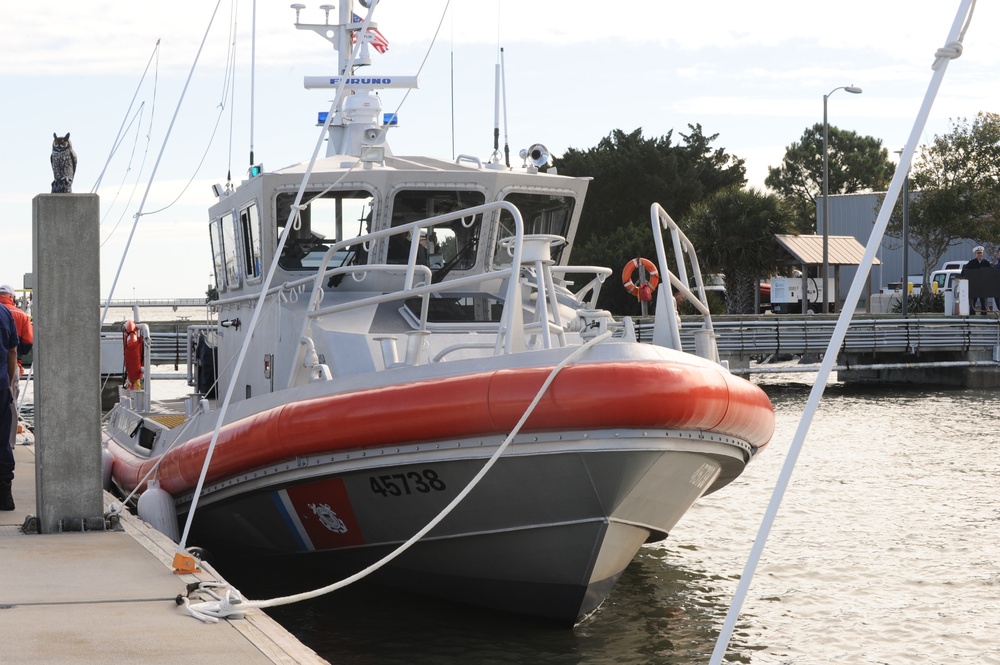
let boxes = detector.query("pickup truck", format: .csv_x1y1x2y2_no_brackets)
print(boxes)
929,268,962,294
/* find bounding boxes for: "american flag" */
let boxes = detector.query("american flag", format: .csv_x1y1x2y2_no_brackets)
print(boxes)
352,13,389,54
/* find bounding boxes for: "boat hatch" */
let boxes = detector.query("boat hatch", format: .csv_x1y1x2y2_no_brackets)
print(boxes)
147,414,188,430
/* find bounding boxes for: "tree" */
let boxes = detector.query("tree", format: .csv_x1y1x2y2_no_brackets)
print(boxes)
556,126,746,249
766,124,895,232
885,112,1000,280
684,187,794,314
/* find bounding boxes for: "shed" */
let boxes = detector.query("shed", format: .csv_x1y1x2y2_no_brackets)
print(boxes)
773,234,879,312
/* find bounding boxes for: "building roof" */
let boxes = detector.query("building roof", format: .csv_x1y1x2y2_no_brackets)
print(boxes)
774,234,879,267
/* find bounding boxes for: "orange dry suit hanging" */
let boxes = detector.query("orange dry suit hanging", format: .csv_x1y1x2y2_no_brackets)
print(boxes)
122,320,144,389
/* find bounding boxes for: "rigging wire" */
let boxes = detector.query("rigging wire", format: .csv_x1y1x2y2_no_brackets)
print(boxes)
708,2,977,662
91,40,160,194
98,103,148,245
141,2,240,216
100,0,225,329
96,44,159,245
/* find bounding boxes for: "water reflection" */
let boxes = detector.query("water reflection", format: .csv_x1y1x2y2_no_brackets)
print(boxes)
223,546,757,665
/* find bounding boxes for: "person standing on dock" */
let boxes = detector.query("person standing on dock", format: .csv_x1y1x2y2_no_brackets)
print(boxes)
993,248,1000,312
964,246,991,315
0,285,32,372
0,285,31,453
0,304,18,510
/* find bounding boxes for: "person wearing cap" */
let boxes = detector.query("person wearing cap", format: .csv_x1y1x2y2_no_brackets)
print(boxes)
0,304,17,510
0,285,32,371
0,285,32,451
964,246,991,314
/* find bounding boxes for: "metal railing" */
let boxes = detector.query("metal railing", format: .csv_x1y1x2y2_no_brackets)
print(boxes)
122,316,1000,372
636,315,1000,358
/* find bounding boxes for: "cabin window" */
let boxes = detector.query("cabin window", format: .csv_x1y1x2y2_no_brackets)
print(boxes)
240,203,262,282
492,192,575,269
222,211,242,289
209,218,226,291
387,190,486,279
275,189,374,271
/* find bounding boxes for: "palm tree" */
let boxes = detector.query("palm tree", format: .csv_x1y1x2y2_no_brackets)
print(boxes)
685,187,793,314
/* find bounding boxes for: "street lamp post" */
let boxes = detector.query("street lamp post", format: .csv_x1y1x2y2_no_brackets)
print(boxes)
822,85,862,313
895,148,910,315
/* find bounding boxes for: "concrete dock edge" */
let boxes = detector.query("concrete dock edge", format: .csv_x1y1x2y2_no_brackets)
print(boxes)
0,444,329,665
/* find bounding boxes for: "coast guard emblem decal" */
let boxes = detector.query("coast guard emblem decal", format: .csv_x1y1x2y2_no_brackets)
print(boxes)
283,479,365,547
308,502,349,533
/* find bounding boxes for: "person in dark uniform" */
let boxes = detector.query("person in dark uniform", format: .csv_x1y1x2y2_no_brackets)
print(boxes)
993,248,1000,312
0,305,18,510
964,246,991,314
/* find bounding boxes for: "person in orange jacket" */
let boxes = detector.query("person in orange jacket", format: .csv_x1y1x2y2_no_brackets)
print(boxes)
0,285,30,455
0,285,31,371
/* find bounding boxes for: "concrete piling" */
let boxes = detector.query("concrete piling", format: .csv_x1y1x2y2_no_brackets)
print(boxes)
31,193,103,533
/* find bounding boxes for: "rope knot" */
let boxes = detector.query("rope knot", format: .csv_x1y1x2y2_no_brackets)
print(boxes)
933,40,964,70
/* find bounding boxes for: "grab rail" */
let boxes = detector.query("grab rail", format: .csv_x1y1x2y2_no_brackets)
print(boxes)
286,201,531,386
648,203,719,361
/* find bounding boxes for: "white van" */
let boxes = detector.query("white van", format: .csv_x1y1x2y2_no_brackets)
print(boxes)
930,268,962,293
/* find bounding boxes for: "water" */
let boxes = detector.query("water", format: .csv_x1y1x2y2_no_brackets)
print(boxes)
218,371,1000,664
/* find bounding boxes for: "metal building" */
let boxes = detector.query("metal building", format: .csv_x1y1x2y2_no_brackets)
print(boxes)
821,191,982,303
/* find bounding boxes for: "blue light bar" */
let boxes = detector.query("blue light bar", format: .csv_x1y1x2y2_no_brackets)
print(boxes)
383,113,398,126
317,111,329,124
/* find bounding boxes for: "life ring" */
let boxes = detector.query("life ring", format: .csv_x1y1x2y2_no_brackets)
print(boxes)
123,320,144,389
622,258,660,296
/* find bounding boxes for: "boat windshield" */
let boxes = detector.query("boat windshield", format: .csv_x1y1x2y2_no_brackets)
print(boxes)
275,189,374,271
387,190,486,280
492,192,575,269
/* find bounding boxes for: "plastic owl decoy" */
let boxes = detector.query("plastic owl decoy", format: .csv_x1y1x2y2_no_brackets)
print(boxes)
50,132,78,194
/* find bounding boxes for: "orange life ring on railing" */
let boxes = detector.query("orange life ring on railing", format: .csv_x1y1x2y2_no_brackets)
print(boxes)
622,257,660,296
123,320,144,389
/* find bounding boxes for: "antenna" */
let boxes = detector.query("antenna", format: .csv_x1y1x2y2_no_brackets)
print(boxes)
500,47,510,167
250,0,259,178
493,60,500,159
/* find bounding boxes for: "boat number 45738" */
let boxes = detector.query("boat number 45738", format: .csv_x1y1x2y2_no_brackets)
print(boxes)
370,470,447,497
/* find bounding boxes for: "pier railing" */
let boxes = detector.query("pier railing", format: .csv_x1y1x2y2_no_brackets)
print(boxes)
639,315,1000,359
103,315,1000,376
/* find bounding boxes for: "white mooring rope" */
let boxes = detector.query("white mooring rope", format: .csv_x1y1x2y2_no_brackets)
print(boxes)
181,331,613,622
709,2,978,662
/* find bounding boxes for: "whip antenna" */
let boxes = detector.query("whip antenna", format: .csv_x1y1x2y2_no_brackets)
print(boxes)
500,47,510,167
492,57,501,161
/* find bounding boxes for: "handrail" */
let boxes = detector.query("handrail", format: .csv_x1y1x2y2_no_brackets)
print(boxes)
648,203,718,361
286,200,527,387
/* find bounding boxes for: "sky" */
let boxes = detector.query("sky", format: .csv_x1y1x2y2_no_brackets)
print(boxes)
0,0,995,299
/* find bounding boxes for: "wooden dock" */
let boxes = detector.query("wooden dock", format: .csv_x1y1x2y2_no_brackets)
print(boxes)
0,444,328,665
